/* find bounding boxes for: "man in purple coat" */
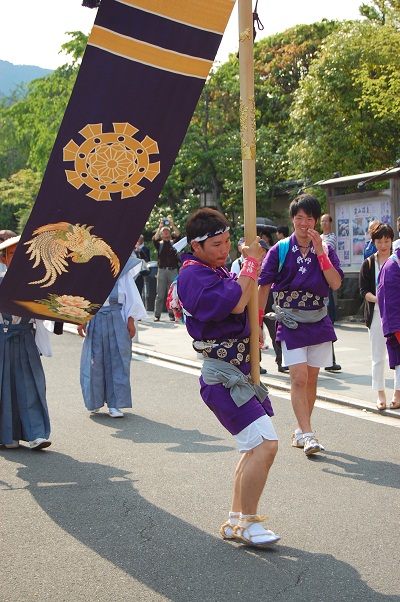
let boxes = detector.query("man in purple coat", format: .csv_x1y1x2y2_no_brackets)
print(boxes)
258,195,343,456
177,208,280,548
377,247,400,409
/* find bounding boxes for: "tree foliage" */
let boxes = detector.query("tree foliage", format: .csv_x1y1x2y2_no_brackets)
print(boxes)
0,32,85,229
360,0,400,26
2,14,400,236
0,169,42,232
166,21,338,232
288,20,400,185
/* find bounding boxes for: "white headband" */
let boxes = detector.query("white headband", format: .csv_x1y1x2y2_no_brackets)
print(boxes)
191,226,230,243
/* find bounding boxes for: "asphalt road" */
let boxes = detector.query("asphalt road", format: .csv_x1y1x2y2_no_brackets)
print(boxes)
1,332,399,602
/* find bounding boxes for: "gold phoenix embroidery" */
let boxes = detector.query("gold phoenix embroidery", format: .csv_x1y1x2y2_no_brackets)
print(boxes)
63,123,160,201
25,222,120,287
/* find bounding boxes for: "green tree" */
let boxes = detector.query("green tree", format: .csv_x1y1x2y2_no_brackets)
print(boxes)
0,32,87,228
288,21,400,185
163,21,340,228
360,0,400,26
0,85,31,180
0,31,87,179
0,169,42,232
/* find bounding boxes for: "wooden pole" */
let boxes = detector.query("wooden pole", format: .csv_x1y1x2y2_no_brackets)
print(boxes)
238,0,259,384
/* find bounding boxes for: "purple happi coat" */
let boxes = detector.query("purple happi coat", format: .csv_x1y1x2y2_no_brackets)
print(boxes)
259,234,343,350
177,254,274,436
377,249,400,369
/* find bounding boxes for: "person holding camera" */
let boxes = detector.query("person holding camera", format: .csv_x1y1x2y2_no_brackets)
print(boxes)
152,216,180,322
134,234,151,299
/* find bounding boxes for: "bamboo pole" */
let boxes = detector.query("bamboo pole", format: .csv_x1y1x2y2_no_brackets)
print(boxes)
238,0,259,384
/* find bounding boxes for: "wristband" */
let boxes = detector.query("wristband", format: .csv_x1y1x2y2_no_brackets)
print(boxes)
258,309,265,325
240,257,259,280
318,254,333,271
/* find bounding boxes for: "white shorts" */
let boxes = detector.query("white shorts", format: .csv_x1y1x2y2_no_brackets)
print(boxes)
234,415,278,453
281,340,332,368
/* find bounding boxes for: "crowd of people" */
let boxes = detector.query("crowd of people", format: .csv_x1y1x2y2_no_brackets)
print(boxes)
1,199,400,551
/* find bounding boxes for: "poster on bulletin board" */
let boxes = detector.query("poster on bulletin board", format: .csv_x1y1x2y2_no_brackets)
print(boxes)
334,196,392,271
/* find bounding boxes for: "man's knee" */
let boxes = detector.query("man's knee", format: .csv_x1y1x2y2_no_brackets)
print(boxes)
255,438,278,465
291,373,308,390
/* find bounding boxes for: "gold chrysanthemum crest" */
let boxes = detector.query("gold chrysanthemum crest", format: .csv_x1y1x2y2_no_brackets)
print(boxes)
63,123,161,201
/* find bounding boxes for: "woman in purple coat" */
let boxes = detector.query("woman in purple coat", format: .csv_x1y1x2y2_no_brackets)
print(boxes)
177,208,280,548
376,247,400,409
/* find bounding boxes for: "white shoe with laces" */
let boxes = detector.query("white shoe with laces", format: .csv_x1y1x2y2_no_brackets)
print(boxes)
303,434,324,456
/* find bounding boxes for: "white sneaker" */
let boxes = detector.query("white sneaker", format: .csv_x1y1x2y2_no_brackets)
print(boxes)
29,438,51,450
109,408,124,418
303,435,323,456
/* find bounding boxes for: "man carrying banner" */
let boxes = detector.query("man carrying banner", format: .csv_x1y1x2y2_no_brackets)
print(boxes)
258,194,343,456
177,208,280,548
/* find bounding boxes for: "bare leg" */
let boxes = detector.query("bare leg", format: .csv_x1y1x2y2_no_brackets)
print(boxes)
377,390,387,404
306,365,320,418
289,364,320,432
390,390,400,409
231,439,278,514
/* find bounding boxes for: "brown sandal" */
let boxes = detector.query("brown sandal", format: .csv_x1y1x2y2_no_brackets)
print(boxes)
389,399,400,409
232,515,281,547
376,401,387,411
219,521,236,540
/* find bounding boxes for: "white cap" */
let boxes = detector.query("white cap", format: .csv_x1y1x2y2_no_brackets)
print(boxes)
0,235,20,251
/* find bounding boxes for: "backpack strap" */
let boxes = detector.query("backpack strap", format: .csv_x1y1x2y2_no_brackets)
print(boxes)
278,237,291,272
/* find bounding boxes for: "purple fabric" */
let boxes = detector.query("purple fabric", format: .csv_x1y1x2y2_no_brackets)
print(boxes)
377,249,400,368
178,254,274,435
259,234,344,350
199,377,272,435
177,254,246,341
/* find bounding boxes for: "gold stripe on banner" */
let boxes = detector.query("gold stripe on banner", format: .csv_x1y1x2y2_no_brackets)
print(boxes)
116,0,235,34
89,26,212,78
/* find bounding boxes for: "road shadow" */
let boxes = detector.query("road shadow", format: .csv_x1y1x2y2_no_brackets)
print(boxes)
315,450,400,489
1,451,397,601
89,413,235,453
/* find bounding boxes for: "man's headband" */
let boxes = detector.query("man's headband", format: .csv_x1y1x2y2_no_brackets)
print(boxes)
190,226,230,243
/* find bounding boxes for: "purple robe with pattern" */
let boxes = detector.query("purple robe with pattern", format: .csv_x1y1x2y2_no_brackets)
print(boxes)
258,234,343,350
377,249,400,369
177,253,273,436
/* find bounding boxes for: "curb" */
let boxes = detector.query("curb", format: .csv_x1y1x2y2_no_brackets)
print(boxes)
131,345,400,420
64,323,400,421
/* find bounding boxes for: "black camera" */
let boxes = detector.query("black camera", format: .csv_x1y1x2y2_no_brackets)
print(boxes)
163,218,170,226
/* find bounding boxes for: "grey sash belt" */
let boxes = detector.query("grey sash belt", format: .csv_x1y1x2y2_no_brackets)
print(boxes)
265,304,328,330
201,357,269,407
